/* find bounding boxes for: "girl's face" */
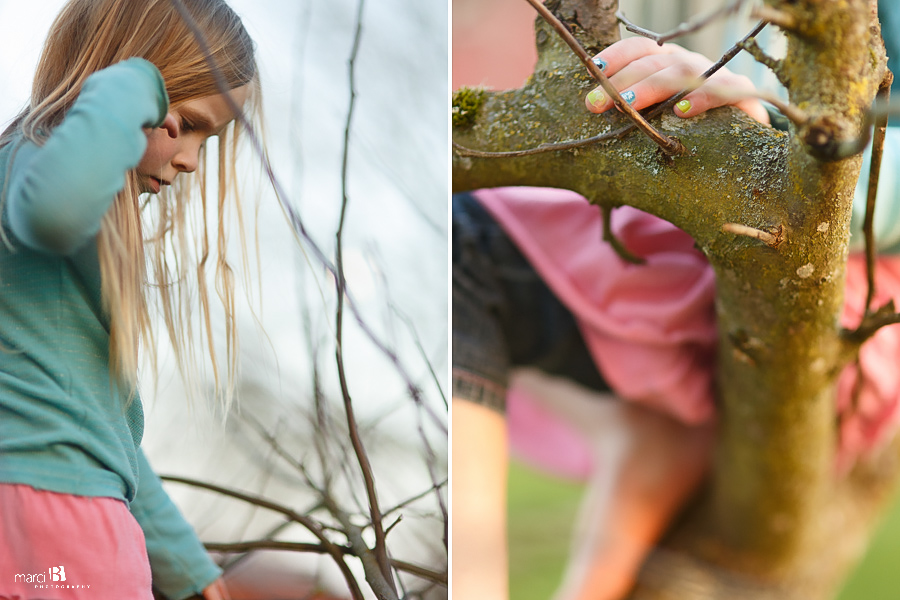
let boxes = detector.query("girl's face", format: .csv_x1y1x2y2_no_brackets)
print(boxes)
137,85,250,194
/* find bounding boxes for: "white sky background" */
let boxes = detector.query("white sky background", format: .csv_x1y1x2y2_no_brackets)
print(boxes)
0,0,448,595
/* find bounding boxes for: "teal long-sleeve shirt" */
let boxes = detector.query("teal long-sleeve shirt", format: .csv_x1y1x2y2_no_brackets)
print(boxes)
0,58,220,600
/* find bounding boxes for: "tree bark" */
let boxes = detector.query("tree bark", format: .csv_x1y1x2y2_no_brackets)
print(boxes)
453,0,899,597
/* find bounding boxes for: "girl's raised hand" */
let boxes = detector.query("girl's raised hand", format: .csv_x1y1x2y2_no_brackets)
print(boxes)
584,37,769,125
202,578,232,600
160,113,179,139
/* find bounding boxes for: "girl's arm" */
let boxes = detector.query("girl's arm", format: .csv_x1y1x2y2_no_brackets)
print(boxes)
133,450,225,600
5,58,168,255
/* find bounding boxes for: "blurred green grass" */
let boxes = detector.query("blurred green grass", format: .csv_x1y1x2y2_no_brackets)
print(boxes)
507,458,900,600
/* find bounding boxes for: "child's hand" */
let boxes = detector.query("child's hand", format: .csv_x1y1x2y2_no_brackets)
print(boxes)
202,578,232,600
143,113,179,139
584,37,770,125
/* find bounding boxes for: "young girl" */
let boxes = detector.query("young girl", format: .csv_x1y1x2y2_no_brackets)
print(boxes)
0,0,258,598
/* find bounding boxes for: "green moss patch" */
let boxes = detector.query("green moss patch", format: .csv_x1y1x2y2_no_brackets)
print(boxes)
452,87,486,128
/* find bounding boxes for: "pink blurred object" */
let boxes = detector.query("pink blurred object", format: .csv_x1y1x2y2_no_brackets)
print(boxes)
836,254,900,472
476,187,717,426
507,382,594,480
476,187,900,473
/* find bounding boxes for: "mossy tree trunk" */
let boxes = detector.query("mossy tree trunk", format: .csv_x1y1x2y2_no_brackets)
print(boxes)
452,0,900,597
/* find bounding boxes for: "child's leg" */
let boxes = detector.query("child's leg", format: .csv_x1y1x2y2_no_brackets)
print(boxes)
511,370,714,600
0,483,153,599
451,398,510,600
452,191,613,600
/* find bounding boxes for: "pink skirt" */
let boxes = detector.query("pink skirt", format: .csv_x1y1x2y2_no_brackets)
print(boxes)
0,483,152,600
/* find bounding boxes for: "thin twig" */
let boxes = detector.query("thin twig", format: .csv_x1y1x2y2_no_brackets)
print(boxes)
370,273,448,535
751,5,798,30
617,0,748,45
863,72,893,313
324,494,400,600
204,540,447,586
332,0,395,594
602,206,645,264
844,301,900,343
219,519,294,572
698,84,809,126
738,37,788,87
523,0,684,155
160,474,364,600
722,222,784,248
453,21,768,159
243,411,411,594
391,308,447,409
381,479,448,519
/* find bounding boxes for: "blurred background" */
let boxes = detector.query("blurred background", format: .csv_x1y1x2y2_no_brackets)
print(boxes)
452,0,900,598
1,0,448,598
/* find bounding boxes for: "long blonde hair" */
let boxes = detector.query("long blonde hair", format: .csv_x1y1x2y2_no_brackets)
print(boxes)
0,0,259,403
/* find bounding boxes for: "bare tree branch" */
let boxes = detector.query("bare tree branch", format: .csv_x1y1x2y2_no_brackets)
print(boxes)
738,36,787,86
616,0,749,45
331,0,396,592
863,72,894,313
204,540,447,586
160,475,364,600
601,205,645,264
752,5,798,31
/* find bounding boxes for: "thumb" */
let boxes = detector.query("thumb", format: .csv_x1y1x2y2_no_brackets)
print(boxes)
160,113,179,139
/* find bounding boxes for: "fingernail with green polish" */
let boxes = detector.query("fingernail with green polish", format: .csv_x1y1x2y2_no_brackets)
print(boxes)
621,90,636,105
592,57,607,72
587,88,606,108
676,99,692,114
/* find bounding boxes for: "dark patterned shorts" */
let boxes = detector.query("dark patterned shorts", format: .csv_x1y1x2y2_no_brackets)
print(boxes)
452,191,609,413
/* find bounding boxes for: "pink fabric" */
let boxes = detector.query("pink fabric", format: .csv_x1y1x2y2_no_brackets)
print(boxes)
476,186,900,473
507,383,595,480
0,484,152,600
837,255,900,472
476,187,717,425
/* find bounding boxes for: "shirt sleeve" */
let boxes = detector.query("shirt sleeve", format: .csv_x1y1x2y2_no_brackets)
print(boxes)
131,449,222,600
5,57,168,255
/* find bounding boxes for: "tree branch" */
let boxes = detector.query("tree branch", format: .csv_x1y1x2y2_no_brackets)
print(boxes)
160,475,364,600
739,36,788,87
205,540,447,586
752,5,798,31
332,0,396,590
863,72,893,313
601,205,645,264
722,222,784,249
616,0,749,45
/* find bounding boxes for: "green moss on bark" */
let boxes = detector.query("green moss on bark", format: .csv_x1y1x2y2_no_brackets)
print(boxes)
452,87,486,129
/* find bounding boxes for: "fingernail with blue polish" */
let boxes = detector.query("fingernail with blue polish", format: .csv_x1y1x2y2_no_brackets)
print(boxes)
621,90,636,105
592,56,607,72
